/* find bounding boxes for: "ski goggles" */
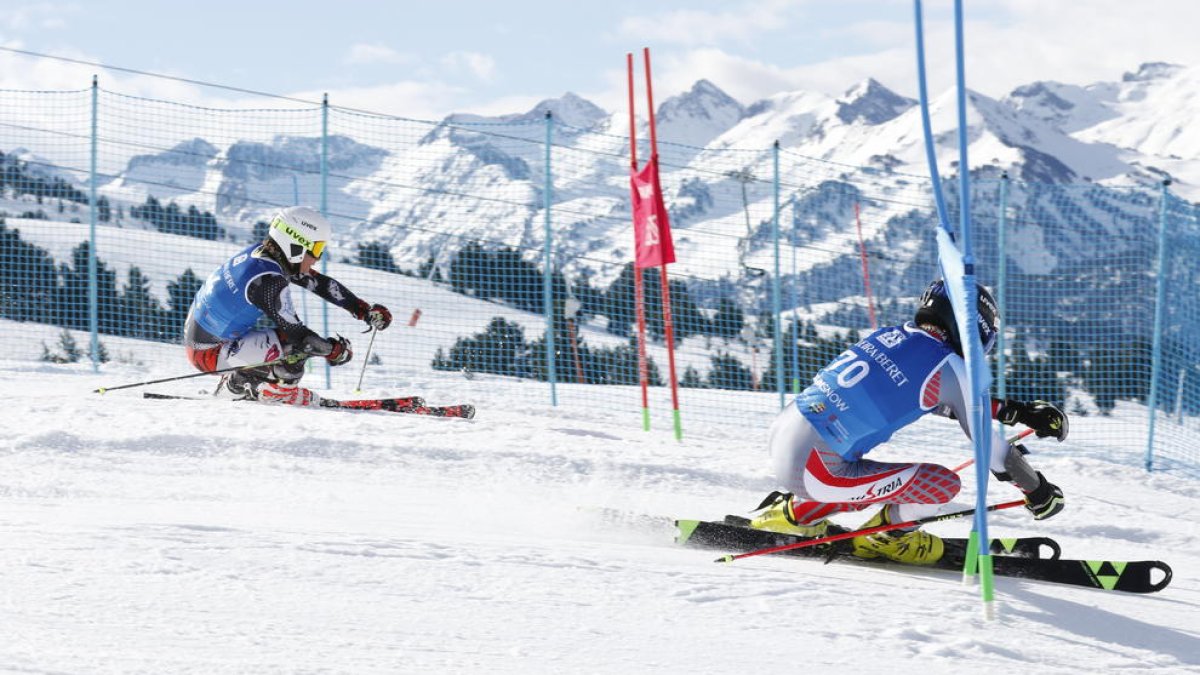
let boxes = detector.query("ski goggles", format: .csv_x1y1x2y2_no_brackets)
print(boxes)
271,216,326,259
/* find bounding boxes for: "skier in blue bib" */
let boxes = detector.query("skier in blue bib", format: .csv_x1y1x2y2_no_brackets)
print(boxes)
750,280,1067,565
183,206,393,406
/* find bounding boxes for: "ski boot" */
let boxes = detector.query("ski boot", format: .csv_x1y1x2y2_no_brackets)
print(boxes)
748,491,839,537
851,504,944,565
215,371,259,401
258,381,321,407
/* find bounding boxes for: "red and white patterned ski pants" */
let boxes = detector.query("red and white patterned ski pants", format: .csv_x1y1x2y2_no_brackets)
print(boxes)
767,405,961,524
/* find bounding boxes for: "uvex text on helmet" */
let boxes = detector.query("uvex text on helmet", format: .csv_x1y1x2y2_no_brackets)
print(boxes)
267,206,332,264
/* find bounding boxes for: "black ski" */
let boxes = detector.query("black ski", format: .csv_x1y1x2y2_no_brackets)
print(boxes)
677,518,1172,594
143,392,204,401
704,516,1061,562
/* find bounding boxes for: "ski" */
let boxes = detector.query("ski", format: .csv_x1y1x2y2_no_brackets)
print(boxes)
144,392,475,419
322,397,475,419
318,396,424,413
677,518,1172,594
143,392,202,401
702,516,1061,562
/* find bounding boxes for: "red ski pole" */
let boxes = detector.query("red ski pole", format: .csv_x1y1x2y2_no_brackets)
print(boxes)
715,429,1038,563
715,499,1026,564
951,428,1036,472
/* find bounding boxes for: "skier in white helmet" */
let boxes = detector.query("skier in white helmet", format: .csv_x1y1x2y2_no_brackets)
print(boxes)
183,206,393,405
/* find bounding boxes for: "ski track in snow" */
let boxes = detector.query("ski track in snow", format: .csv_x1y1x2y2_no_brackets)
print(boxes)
0,363,1197,673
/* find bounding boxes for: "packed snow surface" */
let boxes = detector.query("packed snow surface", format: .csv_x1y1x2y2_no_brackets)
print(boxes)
0,358,1197,673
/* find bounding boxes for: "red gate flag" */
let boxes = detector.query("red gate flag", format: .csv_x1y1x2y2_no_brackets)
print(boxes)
630,155,675,269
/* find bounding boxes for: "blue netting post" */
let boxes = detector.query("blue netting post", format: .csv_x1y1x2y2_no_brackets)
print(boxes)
321,93,331,389
772,141,784,408
87,75,100,371
996,172,1009,399
291,174,310,329
791,198,801,395
1145,178,1172,471
543,110,558,406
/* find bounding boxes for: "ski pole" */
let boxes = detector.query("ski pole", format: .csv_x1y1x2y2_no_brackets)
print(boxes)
720,430,1037,563
714,499,1026,564
93,353,304,394
950,428,1036,473
354,327,378,393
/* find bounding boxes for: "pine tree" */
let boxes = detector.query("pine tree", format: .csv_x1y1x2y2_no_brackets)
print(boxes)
58,329,81,362
357,241,402,274
165,269,203,339
712,297,745,339
602,264,637,337
707,352,755,391
681,365,706,388
120,266,164,340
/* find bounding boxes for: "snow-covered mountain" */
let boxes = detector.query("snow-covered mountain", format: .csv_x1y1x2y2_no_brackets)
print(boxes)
655,79,745,149
27,61,1192,323
100,135,389,238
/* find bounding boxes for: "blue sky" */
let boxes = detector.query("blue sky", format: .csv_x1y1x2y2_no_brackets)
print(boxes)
2,1,1199,120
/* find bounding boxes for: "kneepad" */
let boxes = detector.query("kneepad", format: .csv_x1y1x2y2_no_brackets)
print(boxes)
271,358,307,385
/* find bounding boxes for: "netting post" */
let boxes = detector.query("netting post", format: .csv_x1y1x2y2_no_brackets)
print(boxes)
996,172,1009,400
790,197,801,395
772,141,784,408
543,110,558,406
320,93,331,389
87,75,100,372
1145,178,1172,471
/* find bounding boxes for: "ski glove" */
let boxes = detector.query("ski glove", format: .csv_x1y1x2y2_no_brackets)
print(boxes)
997,399,1069,441
1023,472,1065,520
353,300,392,331
325,335,353,366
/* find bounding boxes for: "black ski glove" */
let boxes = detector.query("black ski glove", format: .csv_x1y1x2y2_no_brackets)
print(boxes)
295,333,352,366
325,335,353,366
1023,472,1065,520
353,300,392,331
997,399,1069,441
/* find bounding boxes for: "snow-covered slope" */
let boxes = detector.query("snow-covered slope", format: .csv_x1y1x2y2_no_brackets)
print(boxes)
0,361,1195,672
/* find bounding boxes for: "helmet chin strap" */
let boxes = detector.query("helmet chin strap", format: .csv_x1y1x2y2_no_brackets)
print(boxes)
260,240,302,275
918,322,949,342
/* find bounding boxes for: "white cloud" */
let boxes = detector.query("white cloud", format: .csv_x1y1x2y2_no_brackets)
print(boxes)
616,0,796,45
821,1,1200,99
604,0,1200,111
343,43,414,67
290,81,467,121
0,3,78,31
464,93,545,118
440,51,496,83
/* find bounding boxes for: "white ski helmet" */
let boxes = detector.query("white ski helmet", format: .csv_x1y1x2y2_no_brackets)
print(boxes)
267,206,331,264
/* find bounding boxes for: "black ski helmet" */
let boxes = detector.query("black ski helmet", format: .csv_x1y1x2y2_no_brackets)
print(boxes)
914,279,999,355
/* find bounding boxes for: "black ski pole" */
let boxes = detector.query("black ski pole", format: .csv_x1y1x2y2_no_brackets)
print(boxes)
93,353,304,394
354,327,378,393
